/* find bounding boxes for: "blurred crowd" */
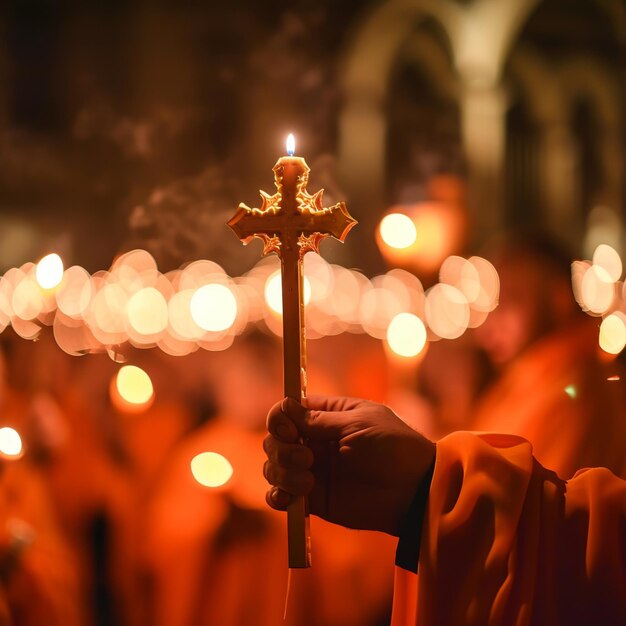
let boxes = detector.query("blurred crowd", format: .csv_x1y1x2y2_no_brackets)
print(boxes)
0,232,625,626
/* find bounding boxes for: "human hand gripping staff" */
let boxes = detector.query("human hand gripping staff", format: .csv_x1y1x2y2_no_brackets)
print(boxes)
263,396,436,537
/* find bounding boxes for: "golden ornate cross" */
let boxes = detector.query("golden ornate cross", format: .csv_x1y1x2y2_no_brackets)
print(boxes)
228,139,356,568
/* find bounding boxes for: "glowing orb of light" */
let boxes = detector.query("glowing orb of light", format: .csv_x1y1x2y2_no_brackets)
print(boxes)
36,253,64,290
580,265,615,315
468,256,500,312
190,284,238,332
0,427,23,457
115,365,154,406
386,313,427,358
190,452,233,488
56,266,93,318
378,213,417,250
440,256,481,303
168,290,204,340
12,278,43,320
425,284,470,339
593,244,622,282
599,313,626,355
127,287,169,336
264,271,311,315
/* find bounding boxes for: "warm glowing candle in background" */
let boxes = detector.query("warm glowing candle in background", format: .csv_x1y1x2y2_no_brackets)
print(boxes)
286,133,295,156
599,312,626,354
386,312,427,357
190,283,238,332
114,365,154,408
378,213,417,249
190,451,233,487
127,287,169,336
593,244,622,282
0,427,23,458
36,253,64,289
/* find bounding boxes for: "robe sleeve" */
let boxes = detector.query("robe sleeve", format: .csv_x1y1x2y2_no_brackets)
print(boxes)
391,431,626,626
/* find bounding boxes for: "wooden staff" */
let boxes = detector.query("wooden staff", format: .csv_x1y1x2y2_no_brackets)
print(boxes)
228,137,356,567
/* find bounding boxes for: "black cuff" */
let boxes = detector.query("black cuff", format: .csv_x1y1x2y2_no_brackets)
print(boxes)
394,457,436,574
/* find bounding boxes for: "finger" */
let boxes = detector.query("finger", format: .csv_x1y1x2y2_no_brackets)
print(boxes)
303,395,365,412
263,436,313,471
266,399,300,443
266,487,291,511
262,460,314,496
274,396,356,442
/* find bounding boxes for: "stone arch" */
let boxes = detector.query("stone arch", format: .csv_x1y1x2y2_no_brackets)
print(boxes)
560,56,624,252
337,0,541,257
337,0,461,266
506,0,626,250
385,19,462,202
506,47,578,241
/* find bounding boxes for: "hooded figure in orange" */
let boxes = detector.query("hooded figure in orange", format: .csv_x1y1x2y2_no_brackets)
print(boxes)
470,234,626,479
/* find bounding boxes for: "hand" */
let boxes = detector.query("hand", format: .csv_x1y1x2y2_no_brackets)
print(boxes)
263,395,435,536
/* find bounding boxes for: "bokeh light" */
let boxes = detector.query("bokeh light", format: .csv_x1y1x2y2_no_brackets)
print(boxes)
127,287,169,336
359,284,403,339
440,256,481,303
378,213,417,249
115,365,154,406
579,264,615,315
593,244,622,282
190,283,238,332
468,256,500,312
599,313,626,354
386,313,427,358
168,290,205,340
36,253,64,290
264,271,311,315
0,246,504,357
0,427,23,457
56,266,93,318
190,452,234,488
425,284,470,339
12,276,43,321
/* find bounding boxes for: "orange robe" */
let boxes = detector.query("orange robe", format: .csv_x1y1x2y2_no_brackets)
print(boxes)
391,431,626,626
141,418,396,626
471,320,626,479
0,460,85,626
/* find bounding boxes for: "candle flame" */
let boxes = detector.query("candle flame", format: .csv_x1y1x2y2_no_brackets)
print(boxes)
286,134,295,156
36,253,64,289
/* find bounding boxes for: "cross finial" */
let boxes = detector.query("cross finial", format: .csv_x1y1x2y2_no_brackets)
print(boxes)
227,151,356,258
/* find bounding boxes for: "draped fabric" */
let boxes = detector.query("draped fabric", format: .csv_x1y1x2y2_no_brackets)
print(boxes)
392,431,626,626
